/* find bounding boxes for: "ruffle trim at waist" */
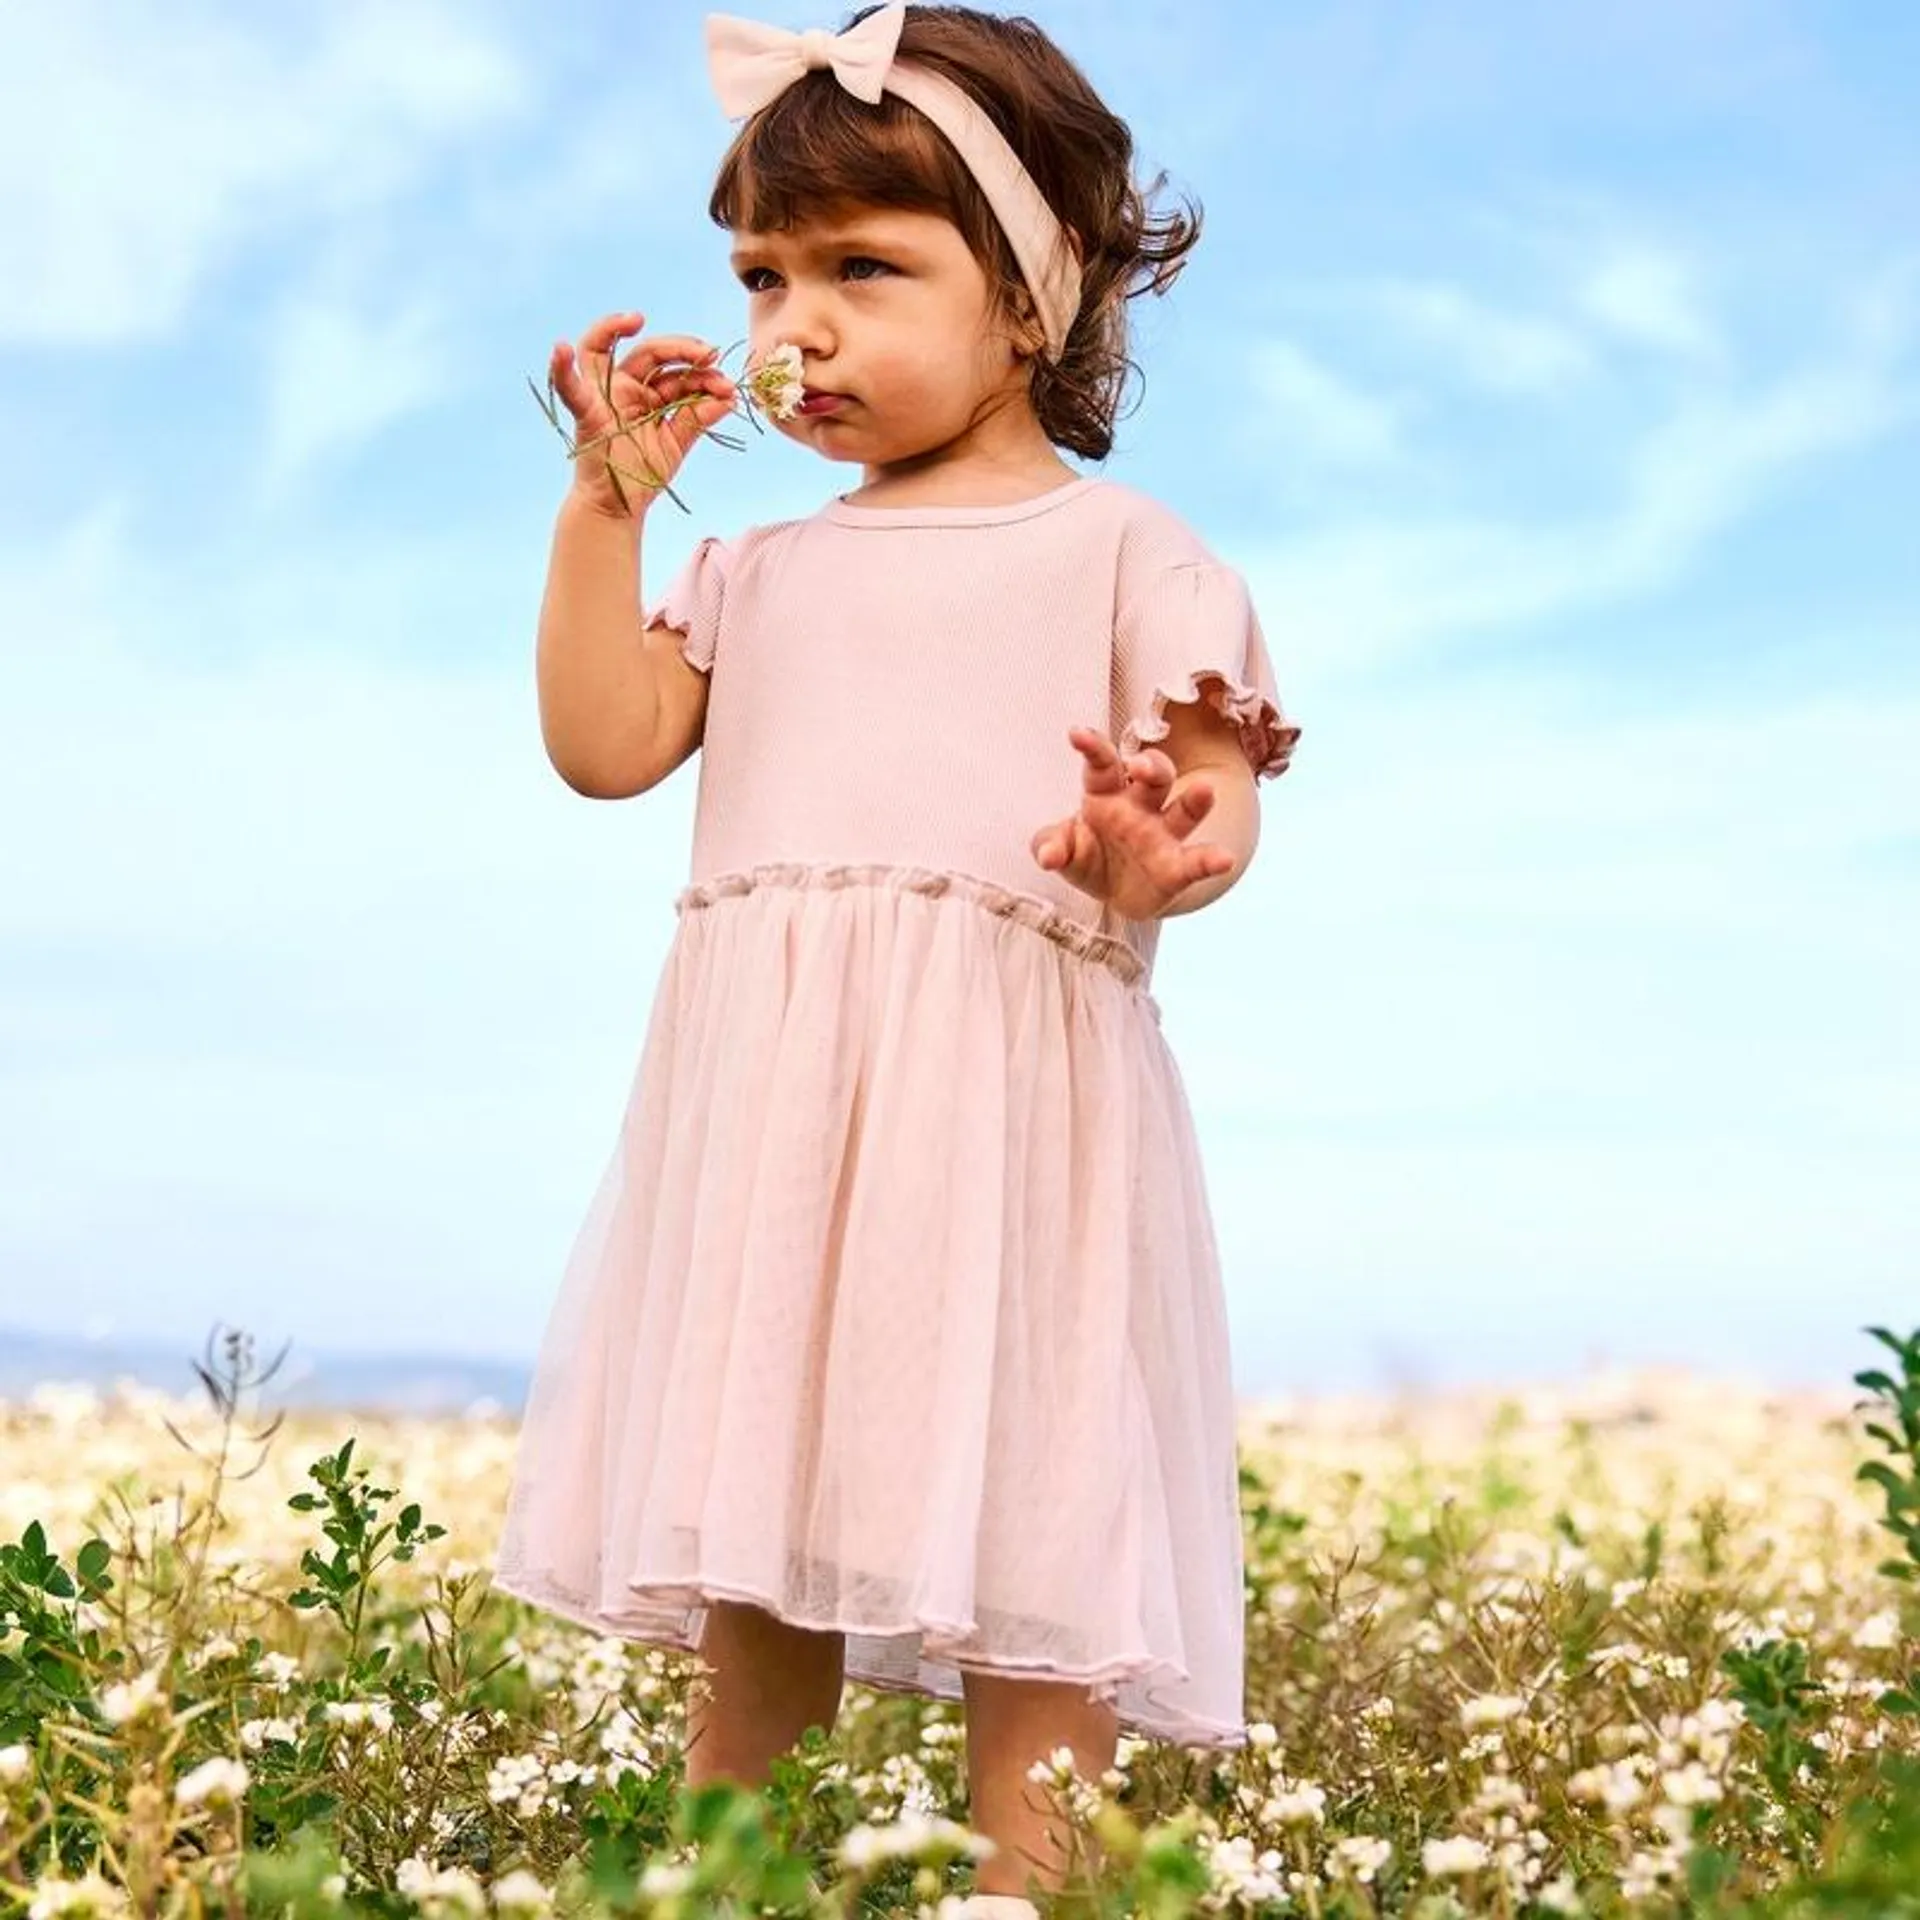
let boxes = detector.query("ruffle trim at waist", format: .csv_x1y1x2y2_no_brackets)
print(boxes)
675,862,1152,992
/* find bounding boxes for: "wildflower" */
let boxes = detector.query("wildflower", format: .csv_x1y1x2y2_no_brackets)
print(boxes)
1024,1744,1080,1787
187,1635,242,1672
1535,1873,1584,1914
253,1651,302,1689
837,1810,993,1868
489,1869,552,1916
174,1757,250,1810
1620,1847,1679,1898
1245,1720,1280,1749
1422,1834,1491,1876
323,1699,394,1736
1568,1758,1646,1815
744,341,805,421
1262,1778,1327,1826
1204,1835,1287,1906
97,1668,169,1729
396,1858,487,1918
239,1718,301,1751
1658,1758,1720,1804
1330,1834,1392,1883
637,1862,693,1897
1460,1693,1526,1729
26,1870,131,1918
0,1744,31,1784
1853,1608,1901,1650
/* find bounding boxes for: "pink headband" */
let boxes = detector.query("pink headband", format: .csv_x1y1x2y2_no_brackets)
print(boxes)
705,3,1084,362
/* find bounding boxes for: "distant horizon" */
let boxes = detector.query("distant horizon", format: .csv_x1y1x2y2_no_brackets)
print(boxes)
0,1313,1891,1408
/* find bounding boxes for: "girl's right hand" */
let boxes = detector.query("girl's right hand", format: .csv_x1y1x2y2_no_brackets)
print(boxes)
549,311,738,521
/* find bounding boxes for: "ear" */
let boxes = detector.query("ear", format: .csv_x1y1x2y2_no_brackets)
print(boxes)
1005,282,1049,361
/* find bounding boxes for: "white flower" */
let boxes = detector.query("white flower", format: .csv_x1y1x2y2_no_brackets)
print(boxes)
637,1862,693,1896
0,1744,32,1784
1263,1780,1326,1826
97,1668,169,1729
489,1868,551,1915
1853,1608,1901,1651
395,1859,486,1918
744,341,805,421
1460,1693,1526,1729
187,1635,242,1672
1660,1761,1724,1807
836,1811,994,1868
27,1870,131,1918
1330,1834,1392,1883
1245,1720,1280,1749
253,1652,302,1689
239,1717,301,1752
323,1699,394,1736
1422,1834,1491,1876
175,1757,250,1810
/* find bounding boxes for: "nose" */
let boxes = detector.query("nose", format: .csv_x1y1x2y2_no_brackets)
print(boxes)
758,278,835,362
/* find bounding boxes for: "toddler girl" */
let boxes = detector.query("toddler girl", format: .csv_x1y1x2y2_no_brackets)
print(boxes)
492,4,1302,1907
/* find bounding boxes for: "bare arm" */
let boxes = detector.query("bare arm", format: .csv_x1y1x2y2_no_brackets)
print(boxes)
1147,696,1263,918
536,492,710,799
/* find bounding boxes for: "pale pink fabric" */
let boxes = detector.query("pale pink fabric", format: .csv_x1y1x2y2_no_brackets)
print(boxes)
490,475,1300,1749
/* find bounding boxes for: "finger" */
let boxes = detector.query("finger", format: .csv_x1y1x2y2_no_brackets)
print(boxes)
1181,842,1236,882
1158,778,1216,839
1031,817,1073,870
578,311,645,356
1067,725,1128,795
645,366,738,410
613,334,724,380
1126,748,1177,790
549,343,606,424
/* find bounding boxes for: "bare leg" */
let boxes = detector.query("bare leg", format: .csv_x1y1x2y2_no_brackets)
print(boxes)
962,1669,1120,1900
682,1599,847,1790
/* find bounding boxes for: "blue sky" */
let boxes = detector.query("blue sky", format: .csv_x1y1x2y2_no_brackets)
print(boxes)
1,0,1914,1399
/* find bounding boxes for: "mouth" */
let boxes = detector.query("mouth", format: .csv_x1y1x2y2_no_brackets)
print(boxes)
797,389,848,416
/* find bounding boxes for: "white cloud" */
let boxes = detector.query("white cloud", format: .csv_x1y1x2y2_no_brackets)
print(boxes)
1364,278,1593,394
1248,339,1405,469
261,295,453,488
1249,263,1918,681
0,2,524,344
1577,240,1722,362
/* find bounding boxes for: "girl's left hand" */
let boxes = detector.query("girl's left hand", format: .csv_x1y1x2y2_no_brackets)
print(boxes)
1030,726,1234,920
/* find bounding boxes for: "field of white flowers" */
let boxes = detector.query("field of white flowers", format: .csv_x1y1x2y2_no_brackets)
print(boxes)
3,1326,1918,1920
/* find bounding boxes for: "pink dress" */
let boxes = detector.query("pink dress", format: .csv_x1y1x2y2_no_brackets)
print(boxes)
489,474,1301,1749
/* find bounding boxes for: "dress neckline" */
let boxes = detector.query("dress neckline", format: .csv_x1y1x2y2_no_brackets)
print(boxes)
822,474,1101,528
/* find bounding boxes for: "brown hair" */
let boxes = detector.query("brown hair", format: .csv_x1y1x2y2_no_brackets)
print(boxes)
707,3,1201,462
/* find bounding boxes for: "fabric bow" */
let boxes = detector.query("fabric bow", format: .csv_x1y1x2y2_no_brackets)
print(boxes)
706,4,907,119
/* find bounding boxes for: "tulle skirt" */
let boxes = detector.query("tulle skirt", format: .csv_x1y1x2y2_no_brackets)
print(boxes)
489,864,1248,1748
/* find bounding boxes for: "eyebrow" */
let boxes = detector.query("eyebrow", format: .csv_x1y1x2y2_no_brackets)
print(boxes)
728,228,918,269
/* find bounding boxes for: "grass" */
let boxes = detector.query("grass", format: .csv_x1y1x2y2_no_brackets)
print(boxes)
2,1325,1918,1918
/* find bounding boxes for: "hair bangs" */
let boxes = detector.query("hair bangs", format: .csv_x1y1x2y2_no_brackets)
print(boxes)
709,78,979,235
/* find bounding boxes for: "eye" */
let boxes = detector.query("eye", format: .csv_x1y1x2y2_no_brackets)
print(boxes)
843,255,892,281
738,266,777,293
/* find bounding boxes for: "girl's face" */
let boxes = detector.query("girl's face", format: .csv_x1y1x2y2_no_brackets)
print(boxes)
730,202,1045,481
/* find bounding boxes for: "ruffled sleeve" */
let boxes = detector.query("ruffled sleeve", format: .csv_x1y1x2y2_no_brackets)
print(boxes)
1112,560,1301,780
642,533,731,674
